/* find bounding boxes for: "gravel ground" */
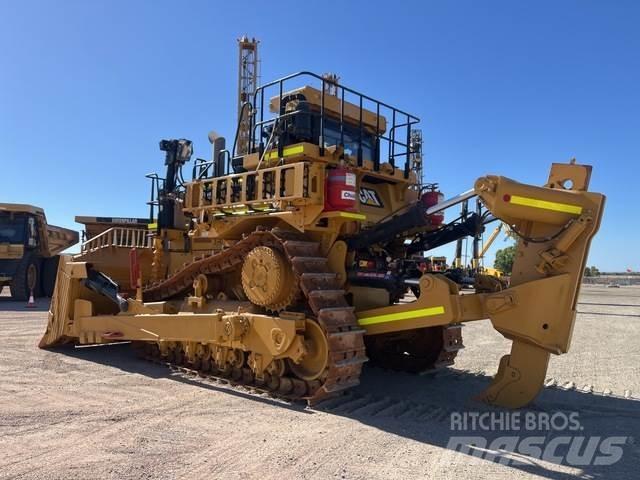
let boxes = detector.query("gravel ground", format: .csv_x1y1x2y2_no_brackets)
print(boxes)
0,285,638,479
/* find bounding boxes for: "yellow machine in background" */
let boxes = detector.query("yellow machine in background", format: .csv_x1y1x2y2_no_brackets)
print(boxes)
40,69,605,408
72,215,154,292
0,203,78,299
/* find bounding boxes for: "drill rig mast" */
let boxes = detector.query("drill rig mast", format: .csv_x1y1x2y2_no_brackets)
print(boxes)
236,36,259,156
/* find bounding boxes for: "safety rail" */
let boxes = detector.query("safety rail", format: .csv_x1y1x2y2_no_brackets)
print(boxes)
192,152,232,181
80,227,152,253
246,71,420,178
184,161,308,213
145,173,166,221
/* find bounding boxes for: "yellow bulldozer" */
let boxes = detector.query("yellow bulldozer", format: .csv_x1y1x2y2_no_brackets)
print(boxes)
40,71,605,408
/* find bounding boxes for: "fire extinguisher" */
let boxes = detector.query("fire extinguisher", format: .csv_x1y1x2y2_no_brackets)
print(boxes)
421,183,444,225
325,166,357,212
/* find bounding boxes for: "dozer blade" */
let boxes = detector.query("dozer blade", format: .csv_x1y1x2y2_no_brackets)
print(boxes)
39,255,84,349
477,340,550,408
39,256,123,349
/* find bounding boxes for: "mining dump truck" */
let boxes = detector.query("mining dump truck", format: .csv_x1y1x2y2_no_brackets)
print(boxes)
40,72,605,408
0,203,78,299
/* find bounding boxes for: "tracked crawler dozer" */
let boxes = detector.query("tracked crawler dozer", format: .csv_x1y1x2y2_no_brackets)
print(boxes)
40,72,605,408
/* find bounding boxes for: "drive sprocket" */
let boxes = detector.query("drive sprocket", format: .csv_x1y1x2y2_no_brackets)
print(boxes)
241,246,298,312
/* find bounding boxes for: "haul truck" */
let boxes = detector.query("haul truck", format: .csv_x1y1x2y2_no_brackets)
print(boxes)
40,71,604,408
0,203,78,300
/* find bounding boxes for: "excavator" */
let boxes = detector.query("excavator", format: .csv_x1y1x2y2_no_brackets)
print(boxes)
40,69,605,408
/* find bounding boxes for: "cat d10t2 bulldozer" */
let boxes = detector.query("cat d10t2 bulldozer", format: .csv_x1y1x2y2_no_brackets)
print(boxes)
40,72,605,408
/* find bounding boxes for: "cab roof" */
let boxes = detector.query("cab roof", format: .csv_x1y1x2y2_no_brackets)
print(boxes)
0,203,45,216
269,85,387,134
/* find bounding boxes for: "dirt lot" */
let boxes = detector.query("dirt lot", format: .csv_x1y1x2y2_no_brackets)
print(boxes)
1,285,639,479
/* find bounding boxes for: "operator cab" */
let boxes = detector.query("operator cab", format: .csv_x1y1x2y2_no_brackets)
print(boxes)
182,72,424,228
261,85,384,165
0,206,41,249
221,72,419,184
0,213,28,245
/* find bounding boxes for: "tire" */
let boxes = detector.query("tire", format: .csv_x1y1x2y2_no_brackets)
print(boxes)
10,254,41,301
42,256,60,297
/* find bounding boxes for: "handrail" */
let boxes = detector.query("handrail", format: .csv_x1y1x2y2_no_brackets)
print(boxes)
256,71,420,119
184,161,307,213
80,227,152,253
248,71,420,178
145,173,165,221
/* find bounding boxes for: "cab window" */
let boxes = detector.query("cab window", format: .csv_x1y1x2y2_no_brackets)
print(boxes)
0,215,26,244
321,117,375,161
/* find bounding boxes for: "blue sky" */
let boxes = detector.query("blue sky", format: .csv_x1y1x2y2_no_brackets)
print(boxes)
1,0,638,271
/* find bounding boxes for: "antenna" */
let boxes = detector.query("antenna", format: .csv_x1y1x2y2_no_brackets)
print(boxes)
409,129,423,189
322,72,340,96
237,36,259,155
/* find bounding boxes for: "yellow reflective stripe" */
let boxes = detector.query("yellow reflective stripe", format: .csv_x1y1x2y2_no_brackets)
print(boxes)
358,306,445,326
338,212,366,220
509,195,583,215
266,145,305,160
284,145,305,156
